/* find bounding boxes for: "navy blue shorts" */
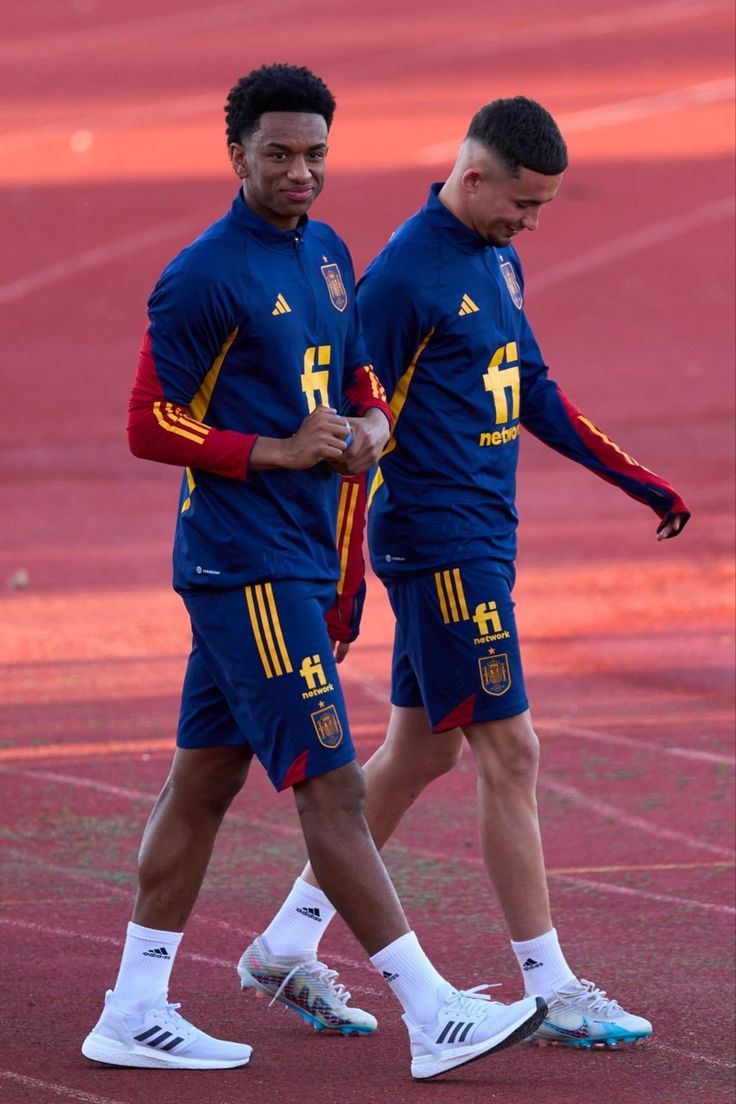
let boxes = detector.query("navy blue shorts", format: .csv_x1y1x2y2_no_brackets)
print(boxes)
177,581,355,791
386,560,528,732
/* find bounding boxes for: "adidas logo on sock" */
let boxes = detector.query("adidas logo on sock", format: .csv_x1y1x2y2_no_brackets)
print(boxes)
296,906,322,921
142,946,171,959
522,957,543,971
382,970,399,983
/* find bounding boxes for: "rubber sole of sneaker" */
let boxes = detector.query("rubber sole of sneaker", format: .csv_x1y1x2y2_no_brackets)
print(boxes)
81,1033,252,1069
240,972,377,1035
411,996,548,1081
529,1032,650,1049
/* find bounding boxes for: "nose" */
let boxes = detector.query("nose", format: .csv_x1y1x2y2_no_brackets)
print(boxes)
521,209,540,232
287,156,311,183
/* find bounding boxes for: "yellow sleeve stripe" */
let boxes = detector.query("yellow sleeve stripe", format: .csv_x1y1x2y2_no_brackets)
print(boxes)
153,401,210,443
382,327,435,458
189,328,239,422
336,481,359,595
366,467,383,511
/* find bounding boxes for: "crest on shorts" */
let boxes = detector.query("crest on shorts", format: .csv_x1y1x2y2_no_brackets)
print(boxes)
311,704,344,748
320,263,348,312
478,653,511,696
500,261,523,309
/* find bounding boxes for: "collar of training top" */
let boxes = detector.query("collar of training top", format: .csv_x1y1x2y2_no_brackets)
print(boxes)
423,182,489,254
230,189,310,246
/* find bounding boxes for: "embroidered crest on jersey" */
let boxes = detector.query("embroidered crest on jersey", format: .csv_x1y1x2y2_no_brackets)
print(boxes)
320,263,348,312
478,653,511,696
311,704,343,748
458,293,480,316
500,261,523,309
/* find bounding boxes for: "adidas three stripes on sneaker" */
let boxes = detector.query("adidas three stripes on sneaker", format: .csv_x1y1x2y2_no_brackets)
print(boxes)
81,990,252,1070
404,987,547,1080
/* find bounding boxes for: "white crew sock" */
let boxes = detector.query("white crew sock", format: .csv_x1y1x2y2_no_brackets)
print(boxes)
260,876,337,958
370,931,453,1026
510,927,575,998
112,921,183,1011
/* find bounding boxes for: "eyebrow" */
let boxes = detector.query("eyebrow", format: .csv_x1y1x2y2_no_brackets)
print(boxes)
263,141,328,151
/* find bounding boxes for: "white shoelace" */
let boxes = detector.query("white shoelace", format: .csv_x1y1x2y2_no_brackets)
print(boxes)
444,983,502,1016
268,961,351,1009
559,979,624,1015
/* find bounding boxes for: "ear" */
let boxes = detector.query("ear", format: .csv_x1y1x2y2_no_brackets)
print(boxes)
229,143,248,179
461,167,482,193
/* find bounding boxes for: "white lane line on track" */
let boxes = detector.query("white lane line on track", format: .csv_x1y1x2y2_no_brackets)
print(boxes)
539,723,736,767
552,874,736,915
0,0,726,63
0,215,200,307
0,916,384,993
650,1042,736,1069
4,768,732,914
420,77,735,162
0,1069,128,1104
541,778,735,858
532,196,735,293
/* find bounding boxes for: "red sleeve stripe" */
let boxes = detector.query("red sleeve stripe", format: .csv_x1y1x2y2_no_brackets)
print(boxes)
559,389,655,483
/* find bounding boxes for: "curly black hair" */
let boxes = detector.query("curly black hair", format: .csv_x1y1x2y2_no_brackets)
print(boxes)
467,96,568,176
225,63,336,145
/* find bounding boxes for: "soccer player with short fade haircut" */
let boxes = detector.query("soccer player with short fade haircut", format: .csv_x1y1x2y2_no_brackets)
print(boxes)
81,66,547,1081
246,94,689,1050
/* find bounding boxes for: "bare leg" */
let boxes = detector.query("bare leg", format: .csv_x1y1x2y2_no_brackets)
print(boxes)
299,706,463,886
463,711,552,941
133,745,252,930
294,760,410,955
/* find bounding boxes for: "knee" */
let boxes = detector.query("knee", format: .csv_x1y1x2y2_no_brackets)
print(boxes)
473,723,540,792
416,737,464,784
294,762,367,823
165,754,249,818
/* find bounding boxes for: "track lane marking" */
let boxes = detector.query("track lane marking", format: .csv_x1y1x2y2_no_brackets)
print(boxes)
532,196,735,293
422,78,735,162
0,1070,129,1104
0,216,200,307
552,873,736,915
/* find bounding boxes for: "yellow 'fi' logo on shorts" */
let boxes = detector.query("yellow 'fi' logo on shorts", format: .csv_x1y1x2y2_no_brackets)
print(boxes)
300,655,334,699
311,704,343,748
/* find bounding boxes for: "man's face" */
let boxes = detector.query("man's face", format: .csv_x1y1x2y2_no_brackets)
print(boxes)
229,111,328,230
465,152,563,247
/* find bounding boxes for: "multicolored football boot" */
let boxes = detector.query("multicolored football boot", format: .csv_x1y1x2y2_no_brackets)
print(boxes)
529,978,652,1048
237,937,377,1035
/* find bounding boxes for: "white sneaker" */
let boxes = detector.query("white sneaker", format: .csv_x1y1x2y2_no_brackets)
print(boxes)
238,937,377,1035
530,977,652,1048
404,986,547,1080
81,990,252,1069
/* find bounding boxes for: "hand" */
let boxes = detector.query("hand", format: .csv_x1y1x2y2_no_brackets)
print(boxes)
331,638,351,663
656,511,690,540
330,409,391,475
283,405,351,469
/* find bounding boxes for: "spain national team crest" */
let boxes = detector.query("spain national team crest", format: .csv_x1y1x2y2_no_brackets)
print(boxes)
500,261,523,310
478,653,511,696
311,704,344,748
320,263,348,312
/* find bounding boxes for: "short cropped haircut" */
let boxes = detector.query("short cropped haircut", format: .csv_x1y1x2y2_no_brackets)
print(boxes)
467,96,568,176
225,64,336,145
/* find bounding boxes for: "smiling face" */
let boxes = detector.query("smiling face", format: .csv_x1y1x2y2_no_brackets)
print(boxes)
229,111,329,230
445,140,563,247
